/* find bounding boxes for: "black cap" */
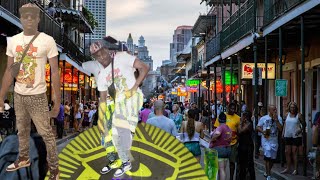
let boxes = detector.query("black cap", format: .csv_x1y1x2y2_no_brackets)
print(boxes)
218,113,227,123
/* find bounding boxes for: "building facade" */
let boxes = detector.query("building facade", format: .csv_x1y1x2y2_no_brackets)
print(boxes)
84,0,106,40
170,26,193,62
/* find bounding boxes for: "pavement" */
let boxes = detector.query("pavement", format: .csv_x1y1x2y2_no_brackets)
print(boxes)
254,156,314,180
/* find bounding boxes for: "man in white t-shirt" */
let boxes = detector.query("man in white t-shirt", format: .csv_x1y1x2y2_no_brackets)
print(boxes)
82,39,149,177
0,3,60,179
256,105,283,180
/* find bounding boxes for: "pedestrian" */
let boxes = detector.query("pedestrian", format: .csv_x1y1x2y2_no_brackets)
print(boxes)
169,104,183,131
210,113,232,180
139,102,152,123
281,102,305,175
214,102,240,180
238,111,255,180
147,100,178,136
180,109,204,162
88,105,97,128
82,105,90,130
64,101,71,135
253,103,265,159
74,102,82,132
82,39,149,177
256,105,283,180
202,100,211,131
0,3,60,179
191,102,201,121
46,2,56,18
55,103,64,139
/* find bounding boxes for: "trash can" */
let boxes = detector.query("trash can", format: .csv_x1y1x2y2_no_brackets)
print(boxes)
204,148,218,180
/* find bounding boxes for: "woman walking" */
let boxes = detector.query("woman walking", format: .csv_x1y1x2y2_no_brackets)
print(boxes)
281,102,305,175
180,109,204,162
170,104,183,131
210,113,232,180
238,111,255,180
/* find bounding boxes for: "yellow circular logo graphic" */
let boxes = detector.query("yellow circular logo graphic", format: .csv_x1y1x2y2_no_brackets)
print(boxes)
47,123,208,180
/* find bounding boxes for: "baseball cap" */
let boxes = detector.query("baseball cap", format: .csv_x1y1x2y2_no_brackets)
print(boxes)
19,3,40,16
218,113,227,123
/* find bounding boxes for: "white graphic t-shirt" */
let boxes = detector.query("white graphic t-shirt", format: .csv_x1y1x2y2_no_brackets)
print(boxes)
6,32,58,95
82,60,103,83
97,52,137,95
258,114,283,145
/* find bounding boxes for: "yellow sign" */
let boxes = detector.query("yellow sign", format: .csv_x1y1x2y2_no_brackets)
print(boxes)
177,87,187,96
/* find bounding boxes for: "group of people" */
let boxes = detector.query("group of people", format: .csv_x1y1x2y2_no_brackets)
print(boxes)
52,100,98,139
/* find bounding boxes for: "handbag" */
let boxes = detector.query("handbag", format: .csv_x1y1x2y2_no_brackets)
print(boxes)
108,58,116,100
10,32,40,78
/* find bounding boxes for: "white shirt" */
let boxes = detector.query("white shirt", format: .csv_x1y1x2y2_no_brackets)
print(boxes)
284,114,301,138
6,32,58,95
258,114,283,145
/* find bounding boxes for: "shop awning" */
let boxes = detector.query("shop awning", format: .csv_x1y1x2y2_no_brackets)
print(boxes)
56,8,93,33
60,53,90,76
205,55,221,67
221,33,260,59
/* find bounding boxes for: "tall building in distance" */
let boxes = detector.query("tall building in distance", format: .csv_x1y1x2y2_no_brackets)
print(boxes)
170,25,193,62
84,0,106,41
126,34,153,70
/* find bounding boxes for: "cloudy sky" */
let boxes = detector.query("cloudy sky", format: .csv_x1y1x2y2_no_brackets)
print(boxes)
106,0,208,70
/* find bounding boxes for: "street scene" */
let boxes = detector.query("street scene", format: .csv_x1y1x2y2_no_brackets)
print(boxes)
0,0,320,180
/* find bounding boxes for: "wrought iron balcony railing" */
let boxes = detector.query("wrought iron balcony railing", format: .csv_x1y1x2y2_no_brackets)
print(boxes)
221,0,256,50
264,0,305,26
62,34,93,65
206,33,221,62
0,0,63,46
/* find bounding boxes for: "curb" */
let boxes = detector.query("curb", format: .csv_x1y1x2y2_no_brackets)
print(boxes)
254,160,288,180
56,133,79,146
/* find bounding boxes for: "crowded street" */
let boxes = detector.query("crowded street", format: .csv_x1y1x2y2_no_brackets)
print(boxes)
0,0,320,180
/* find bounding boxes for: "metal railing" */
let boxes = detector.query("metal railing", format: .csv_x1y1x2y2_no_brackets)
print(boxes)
221,0,256,50
206,33,221,62
0,0,63,45
62,34,93,65
264,0,305,25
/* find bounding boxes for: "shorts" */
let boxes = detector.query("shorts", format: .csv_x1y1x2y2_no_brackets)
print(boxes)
184,142,201,157
262,143,278,160
212,146,231,159
284,137,302,146
229,143,238,163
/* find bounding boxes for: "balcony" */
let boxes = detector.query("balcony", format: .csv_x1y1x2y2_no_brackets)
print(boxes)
264,0,305,26
201,0,246,6
192,15,216,36
62,34,93,65
0,0,63,46
188,61,202,79
220,0,256,50
206,33,221,62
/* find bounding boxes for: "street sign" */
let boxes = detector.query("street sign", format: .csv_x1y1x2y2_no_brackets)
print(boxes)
275,79,288,97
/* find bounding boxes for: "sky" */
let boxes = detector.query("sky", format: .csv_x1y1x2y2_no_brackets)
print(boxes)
106,0,208,70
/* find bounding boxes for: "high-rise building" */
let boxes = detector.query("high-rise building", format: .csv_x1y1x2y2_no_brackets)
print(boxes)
127,33,134,55
170,25,193,62
84,0,106,41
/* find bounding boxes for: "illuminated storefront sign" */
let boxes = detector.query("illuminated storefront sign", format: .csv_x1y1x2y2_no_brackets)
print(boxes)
177,87,187,96
241,63,276,79
186,79,201,86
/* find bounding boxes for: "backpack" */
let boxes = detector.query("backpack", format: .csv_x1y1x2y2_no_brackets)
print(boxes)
0,135,39,180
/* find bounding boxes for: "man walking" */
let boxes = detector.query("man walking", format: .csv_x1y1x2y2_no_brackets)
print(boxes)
0,3,61,179
147,100,178,136
257,105,283,180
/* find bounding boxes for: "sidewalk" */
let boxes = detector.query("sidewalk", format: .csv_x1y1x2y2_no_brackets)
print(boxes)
52,125,79,146
254,157,313,180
